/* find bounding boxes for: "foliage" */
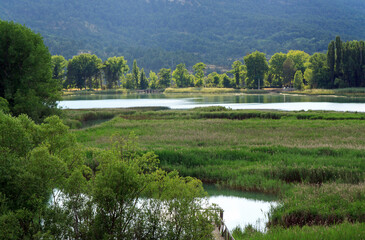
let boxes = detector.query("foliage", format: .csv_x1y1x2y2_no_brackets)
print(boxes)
233,222,365,240
158,68,172,89
0,20,61,122
0,112,216,239
66,53,103,89
51,55,68,87
244,51,269,89
173,63,191,88
2,0,365,72
293,70,304,90
193,62,206,87
103,56,129,89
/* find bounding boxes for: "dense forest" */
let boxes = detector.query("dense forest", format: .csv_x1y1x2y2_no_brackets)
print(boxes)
1,0,365,71
53,37,365,90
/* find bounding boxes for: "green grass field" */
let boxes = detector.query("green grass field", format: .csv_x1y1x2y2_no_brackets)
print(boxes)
63,108,365,235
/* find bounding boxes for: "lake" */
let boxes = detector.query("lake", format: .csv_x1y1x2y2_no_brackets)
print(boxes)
204,184,277,232
59,94,365,112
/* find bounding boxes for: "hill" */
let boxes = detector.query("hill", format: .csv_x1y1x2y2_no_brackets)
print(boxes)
1,0,364,71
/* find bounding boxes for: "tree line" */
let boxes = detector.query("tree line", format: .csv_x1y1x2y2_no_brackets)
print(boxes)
53,36,365,91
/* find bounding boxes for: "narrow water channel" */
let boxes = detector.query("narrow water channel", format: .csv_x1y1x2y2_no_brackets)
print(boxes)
204,184,278,232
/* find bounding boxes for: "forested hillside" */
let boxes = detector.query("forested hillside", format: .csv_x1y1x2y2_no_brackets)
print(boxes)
1,0,364,71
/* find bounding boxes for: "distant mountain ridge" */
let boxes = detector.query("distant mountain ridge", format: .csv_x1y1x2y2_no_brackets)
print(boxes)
1,0,364,71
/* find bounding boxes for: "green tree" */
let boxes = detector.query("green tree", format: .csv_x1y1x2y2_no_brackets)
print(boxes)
304,68,313,86
282,58,296,87
149,71,158,89
294,70,304,90
139,68,149,89
103,56,129,89
231,60,243,88
221,74,232,88
309,53,329,88
51,55,68,87
269,53,287,87
158,68,171,88
206,72,220,87
124,73,134,89
327,41,336,86
244,51,269,89
287,50,310,74
335,36,343,78
66,53,102,89
0,21,61,122
193,62,206,87
173,63,190,88
132,59,139,89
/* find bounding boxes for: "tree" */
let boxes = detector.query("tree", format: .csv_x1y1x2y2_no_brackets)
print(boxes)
286,50,310,74
327,41,335,86
294,70,304,90
132,59,139,89
139,68,149,89
206,72,220,87
244,51,269,89
309,53,329,88
51,55,68,87
335,36,343,78
282,58,296,87
231,60,243,88
221,74,232,88
66,54,102,89
269,53,287,87
149,71,158,89
193,62,206,87
103,56,129,89
0,20,61,122
158,68,171,88
124,73,134,89
173,63,190,88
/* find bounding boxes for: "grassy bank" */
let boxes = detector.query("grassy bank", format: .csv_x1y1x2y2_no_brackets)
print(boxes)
232,222,365,240
288,87,365,97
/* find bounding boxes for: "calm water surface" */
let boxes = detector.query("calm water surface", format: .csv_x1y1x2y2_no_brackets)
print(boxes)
60,94,365,112
204,184,277,232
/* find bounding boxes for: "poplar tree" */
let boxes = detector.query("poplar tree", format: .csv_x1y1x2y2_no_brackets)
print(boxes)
327,41,335,87
335,36,343,78
132,59,139,89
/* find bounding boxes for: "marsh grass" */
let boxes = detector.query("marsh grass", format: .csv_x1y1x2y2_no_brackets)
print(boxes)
232,222,365,240
269,183,365,227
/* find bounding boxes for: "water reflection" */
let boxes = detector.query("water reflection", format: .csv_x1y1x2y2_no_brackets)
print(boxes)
59,94,365,112
204,184,277,232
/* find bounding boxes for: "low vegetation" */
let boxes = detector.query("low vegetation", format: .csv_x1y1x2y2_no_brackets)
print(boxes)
66,107,365,237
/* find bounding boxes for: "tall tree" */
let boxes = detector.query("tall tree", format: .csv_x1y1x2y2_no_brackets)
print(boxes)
139,68,148,89
103,56,129,89
0,20,61,122
244,51,269,89
221,73,232,88
66,54,102,89
149,71,158,89
172,63,190,88
327,41,336,87
269,53,287,87
132,59,139,89
309,53,329,88
231,60,242,88
51,55,68,87
335,36,343,78
193,62,206,87
294,70,304,90
158,68,171,88
282,58,296,87
287,50,310,74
